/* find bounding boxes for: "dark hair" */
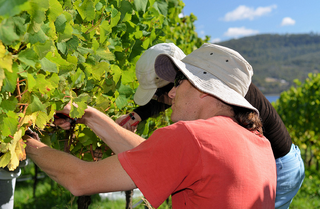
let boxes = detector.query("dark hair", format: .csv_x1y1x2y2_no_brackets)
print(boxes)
232,106,263,136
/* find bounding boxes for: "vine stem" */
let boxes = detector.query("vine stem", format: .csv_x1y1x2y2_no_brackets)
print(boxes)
16,78,22,103
85,13,105,34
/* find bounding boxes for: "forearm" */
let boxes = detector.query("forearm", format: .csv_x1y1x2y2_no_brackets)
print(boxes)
25,137,84,193
25,136,136,196
82,106,145,154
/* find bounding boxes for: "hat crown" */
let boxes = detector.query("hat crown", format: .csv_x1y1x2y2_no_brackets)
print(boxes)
182,43,253,96
134,43,186,106
136,43,186,89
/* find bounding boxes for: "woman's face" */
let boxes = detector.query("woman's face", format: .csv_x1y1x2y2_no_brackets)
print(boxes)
156,93,172,105
152,83,174,105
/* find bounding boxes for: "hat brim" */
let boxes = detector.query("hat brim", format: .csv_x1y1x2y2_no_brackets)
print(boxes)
155,54,259,115
134,86,157,106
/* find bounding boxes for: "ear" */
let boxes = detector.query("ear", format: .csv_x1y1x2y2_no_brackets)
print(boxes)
199,92,210,99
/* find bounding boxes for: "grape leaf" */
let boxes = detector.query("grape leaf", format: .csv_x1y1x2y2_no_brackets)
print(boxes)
0,96,18,113
134,0,148,13
92,62,109,80
2,63,18,93
0,152,11,168
18,48,39,68
26,94,46,114
0,42,12,72
0,18,21,45
111,64,122,84
35,111,50,129
0,68,4,91
0,0,29,18
115,94,127,109
74,0,95,22
0,111,19,137
153,1,168,16
40,57,58,73
7,129,26,171
48,0,63,22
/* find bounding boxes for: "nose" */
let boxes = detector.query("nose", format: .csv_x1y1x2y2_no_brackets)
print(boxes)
168,87,176,99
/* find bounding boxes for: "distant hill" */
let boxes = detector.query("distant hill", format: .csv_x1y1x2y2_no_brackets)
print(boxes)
218,33,320,94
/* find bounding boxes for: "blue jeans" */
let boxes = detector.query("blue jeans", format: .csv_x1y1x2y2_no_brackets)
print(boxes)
275,144,305,209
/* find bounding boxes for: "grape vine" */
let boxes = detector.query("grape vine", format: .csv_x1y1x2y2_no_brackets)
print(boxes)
0,0,208,171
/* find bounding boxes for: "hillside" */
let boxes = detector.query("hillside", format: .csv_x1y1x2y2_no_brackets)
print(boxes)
218,33,320,94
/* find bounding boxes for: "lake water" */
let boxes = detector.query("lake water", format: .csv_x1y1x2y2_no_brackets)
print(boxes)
265,95,280,103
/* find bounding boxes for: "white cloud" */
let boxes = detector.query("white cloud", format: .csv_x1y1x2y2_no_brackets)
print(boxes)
281,17,296,26
223,5,277,21
224,27,259,38
211,38,221,43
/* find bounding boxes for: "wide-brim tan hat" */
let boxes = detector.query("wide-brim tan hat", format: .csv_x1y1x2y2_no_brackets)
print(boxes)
134,43,186,106
155,43,259,115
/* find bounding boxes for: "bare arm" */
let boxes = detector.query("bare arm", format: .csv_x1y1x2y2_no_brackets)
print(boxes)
24,136,136,196
55,104,145,154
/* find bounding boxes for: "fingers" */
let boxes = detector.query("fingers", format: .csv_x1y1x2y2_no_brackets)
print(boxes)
116,113,140,132
54,118,71,130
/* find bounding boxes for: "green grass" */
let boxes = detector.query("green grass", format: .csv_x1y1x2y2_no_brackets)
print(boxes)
13,160,320,209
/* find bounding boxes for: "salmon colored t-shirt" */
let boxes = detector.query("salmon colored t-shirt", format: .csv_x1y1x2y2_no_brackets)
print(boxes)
118,116,276,209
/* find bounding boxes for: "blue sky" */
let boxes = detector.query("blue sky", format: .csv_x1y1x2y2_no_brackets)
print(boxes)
181,0,320,43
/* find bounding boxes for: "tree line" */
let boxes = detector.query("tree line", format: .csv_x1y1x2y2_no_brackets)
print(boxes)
219,33,320,94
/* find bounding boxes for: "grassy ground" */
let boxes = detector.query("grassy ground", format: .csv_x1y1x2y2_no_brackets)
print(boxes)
13,160,320,209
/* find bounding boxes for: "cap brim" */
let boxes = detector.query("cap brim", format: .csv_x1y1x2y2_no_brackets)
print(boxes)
134,86,157,106
155,54,259,115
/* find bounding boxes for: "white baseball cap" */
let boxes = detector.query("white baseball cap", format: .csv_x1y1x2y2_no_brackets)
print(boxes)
134,43,186,106
155,43,259,115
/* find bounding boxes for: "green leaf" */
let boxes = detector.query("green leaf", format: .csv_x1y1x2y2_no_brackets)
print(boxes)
48,0,63,21
92,62,109,80
40,57,58,73
111,64,121,84
27,74,36,91
74,0,95,21
0,96,18,113
115,94,127,109
99,20,112,44
26,94,46,114
134,0,148,13
70,93,90,118
18,48,39,68
71,68,85,88
27,27,49,44
66,35,79,52
96,47,115,61
118,83,133,97
0,0,30,18
35,111,49,129
110,9,121,28
34,40,54,59
55,14,67,33
93,94,110,112
2,63,18,93
153,1,168,16
1,111,19,136
0,68,4,91
78,128,96,146
57,12,73,42
0,152,11,168
0,18,21,45
119,1,133,21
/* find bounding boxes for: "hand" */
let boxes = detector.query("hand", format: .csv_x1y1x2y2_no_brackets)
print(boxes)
115,112,141,132
25,128,40,141
54,102,77,130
